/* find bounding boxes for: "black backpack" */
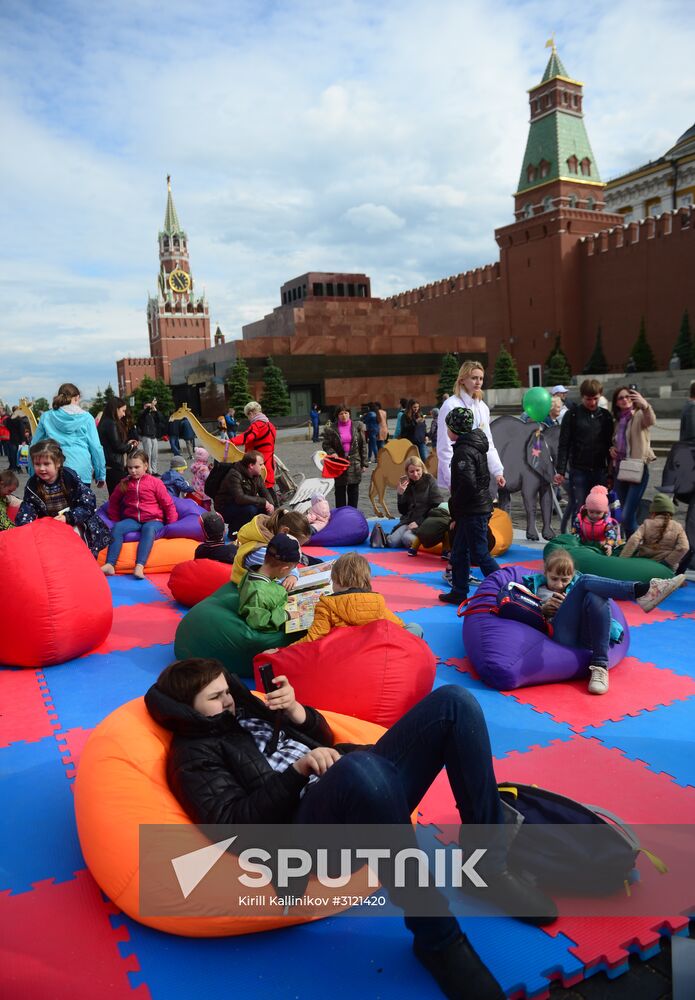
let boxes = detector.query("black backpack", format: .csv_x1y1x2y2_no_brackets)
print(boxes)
204,461,234,502
498,783,665,895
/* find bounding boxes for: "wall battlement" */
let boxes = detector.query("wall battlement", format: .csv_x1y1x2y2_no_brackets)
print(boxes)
581,204,693,256
387,261,501,308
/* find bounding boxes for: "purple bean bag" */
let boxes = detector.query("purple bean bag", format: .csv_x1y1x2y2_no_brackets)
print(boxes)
462,565,630,690
97,496,204,543
304,505,369,547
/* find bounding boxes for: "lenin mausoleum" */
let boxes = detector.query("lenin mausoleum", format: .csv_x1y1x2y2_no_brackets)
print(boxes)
117,47,695,415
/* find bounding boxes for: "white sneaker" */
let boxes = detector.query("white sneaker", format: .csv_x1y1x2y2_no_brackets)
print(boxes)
588,665,609,695
636,575,686,613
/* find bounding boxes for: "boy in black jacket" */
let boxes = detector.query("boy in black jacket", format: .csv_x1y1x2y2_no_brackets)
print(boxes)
439,407,500,605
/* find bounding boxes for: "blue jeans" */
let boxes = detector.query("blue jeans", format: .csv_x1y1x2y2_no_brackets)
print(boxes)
552,574,637,666
561,468,606,533
615,464,649,537
450,515,500,598
221,502,265,535
294,685,505,948
367,431,378,462
169,435,182,457
311,419,320,443
106,518,163,567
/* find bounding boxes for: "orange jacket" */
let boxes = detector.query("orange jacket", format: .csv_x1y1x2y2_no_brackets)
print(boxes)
295,589,404,643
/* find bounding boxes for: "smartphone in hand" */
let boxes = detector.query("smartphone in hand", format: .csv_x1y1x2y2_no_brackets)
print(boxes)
258,663,275,694
399,476,408,487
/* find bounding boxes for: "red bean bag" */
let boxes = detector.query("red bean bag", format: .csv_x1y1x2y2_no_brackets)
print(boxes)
168,559,231,607
253,620,436,726
0,519,113,668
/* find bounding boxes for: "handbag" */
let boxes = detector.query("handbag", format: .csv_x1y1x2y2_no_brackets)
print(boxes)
617,457,645,483
369,523,387,548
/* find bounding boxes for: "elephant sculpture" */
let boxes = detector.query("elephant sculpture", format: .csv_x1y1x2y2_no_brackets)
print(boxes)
491,416,561,541
661,440,695,567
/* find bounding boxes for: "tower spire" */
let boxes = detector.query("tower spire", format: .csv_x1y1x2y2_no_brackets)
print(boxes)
162,175,184,237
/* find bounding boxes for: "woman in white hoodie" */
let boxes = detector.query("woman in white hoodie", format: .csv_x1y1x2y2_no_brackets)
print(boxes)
436,361,505,491
31,382,106,486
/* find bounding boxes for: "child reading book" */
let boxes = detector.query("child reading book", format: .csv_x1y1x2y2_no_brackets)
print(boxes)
238,533,301,631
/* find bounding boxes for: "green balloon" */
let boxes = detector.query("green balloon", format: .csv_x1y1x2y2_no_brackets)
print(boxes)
523,387,552,422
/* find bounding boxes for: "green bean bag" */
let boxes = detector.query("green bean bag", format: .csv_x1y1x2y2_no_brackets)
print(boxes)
543,534,673,582
174,583,294,678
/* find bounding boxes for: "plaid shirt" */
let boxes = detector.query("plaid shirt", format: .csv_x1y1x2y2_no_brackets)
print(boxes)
236,714,320,791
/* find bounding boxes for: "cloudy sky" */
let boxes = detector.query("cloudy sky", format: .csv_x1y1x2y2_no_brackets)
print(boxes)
2,0,694,403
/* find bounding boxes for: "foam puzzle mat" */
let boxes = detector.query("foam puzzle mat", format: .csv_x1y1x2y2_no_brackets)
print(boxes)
1,531,693,999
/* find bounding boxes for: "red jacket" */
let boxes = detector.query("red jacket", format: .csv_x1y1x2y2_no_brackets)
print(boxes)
106,473,178,525
231,416,277,488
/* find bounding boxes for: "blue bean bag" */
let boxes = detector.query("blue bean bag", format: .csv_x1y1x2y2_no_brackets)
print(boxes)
305,505,369,547
462,566,630,690
97,495,204,543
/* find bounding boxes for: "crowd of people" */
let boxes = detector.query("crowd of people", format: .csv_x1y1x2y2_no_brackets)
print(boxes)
1,367,694,1000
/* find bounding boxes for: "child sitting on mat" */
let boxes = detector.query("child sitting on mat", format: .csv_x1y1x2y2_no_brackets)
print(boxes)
620,493,689,571
522,548,685,695
238,533,301,631
572,485,621,556
294,552,424,643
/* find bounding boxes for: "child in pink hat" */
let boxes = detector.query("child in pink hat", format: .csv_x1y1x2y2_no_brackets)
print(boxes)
572,485,621,555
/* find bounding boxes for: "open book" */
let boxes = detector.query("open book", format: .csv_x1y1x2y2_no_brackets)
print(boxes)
285,560,336,633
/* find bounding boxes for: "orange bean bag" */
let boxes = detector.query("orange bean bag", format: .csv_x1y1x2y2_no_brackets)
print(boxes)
168,559,231,607
97,537,198,575
74,695,387,937
253,620,436,727
489,507,513,558
0,519,113,668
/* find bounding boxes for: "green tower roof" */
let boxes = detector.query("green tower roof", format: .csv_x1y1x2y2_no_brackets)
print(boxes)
516,51,600,196
540,49,568,82
161,176,186,238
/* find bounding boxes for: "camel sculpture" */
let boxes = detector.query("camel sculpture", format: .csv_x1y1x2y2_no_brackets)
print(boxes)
169,404,244,464
18,398,38,435
368,441,438,518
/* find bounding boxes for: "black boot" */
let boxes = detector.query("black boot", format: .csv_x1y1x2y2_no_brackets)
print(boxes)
414,932,505,1000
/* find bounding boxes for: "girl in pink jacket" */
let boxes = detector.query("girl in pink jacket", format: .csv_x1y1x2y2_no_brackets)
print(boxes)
102,450,178,578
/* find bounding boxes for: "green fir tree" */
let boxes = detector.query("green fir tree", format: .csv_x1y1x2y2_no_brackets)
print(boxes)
630,317,657,373
225,357,252,411
492,345,522,388
133,375,175,419
583,326,608,374
89,389,105,417
104,384,116,404
260,357,291,417
436,353,460,403
543,336,572,385
672,309,693,369
32,397,50,415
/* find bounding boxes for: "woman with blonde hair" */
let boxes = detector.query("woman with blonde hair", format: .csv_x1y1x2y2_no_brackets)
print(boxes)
436,362,504,491
384,455,445,554
31,382,106,487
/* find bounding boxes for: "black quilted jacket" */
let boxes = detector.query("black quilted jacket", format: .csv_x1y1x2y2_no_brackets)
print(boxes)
448,430,493,519
145,676,343,826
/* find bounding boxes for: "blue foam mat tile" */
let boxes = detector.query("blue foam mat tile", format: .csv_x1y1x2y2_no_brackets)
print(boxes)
499,543,545,565
441,673,575,759
114,910,458,1000
40,644,175,732
400,605,466,661
0,736,84,893
582,697,695,787
106,575,168,608
627,617,695,679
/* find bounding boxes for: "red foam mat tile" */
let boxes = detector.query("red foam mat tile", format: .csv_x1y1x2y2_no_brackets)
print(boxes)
146,572,176,601
56,727,94,779
88,603,181,655
614,600,678,628
507,656,695,730
542,914,689,969
495,736,695,823
371,574,443,612
0,870,151,999
0,669,56,749
365,550,443,573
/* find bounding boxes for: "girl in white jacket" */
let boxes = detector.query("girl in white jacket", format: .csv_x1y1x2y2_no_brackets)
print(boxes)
436,361,505,490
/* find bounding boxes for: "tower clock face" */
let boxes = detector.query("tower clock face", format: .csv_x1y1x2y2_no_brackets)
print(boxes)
169,269,191,293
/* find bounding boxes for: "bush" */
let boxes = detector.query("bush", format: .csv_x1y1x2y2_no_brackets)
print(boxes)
492,346,521,388
437,353,460,403
544,336,571,385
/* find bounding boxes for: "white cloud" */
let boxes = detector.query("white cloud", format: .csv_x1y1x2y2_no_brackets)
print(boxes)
1,0,694,400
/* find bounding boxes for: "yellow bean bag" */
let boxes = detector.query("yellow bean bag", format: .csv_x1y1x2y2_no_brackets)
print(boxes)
97,538,198,574
74,696,388,937
489,507,513,558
